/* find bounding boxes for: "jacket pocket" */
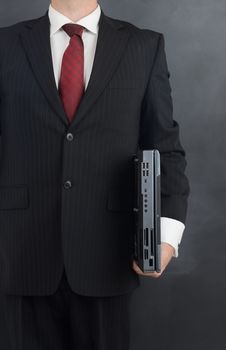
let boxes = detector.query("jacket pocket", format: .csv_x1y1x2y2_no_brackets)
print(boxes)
107,78,144,89
106,188,134,212
0,185,29,210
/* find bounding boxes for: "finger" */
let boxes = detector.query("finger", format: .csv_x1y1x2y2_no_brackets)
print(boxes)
132,261,144,275
132,261,163,278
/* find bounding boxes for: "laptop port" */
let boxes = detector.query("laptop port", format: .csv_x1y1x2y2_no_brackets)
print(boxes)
150,229,154,256
144,228,149,246
149,259,153,266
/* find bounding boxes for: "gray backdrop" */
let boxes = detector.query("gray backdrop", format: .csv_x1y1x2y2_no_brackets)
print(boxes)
1,0,226,349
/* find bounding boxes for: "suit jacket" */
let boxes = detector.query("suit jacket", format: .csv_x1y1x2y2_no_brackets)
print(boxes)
0,9,190,296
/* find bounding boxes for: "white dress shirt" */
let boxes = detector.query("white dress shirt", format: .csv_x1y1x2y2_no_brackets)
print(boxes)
49,4,100,90
48,3,185,258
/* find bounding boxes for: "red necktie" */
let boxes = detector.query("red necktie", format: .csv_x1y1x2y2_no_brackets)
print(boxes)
59,23,85,123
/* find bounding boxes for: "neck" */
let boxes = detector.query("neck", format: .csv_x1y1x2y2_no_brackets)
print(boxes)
51,0,98,22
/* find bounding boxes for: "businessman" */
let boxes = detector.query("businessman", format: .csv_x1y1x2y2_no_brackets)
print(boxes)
0,0,190,349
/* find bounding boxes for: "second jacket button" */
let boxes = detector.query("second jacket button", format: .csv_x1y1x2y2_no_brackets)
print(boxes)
64,180,72,189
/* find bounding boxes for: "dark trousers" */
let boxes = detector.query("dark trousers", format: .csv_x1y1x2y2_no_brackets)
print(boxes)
1,269,133,350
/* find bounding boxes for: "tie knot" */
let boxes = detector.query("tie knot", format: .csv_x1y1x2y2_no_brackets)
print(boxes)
62,23,84,38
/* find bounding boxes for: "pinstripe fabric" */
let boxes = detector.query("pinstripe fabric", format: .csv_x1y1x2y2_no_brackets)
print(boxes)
1,270,132,350
0,10,190,296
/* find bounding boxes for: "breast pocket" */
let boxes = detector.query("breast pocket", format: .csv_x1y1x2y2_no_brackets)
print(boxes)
107,78,144,90
0,185,29,210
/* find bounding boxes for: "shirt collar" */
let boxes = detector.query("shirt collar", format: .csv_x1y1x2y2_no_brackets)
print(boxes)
48,3,101,36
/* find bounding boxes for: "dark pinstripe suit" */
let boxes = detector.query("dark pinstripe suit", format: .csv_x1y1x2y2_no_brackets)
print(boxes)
0,9,189,298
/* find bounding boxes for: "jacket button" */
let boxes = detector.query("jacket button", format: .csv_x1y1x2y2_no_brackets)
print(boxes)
66,133,74,141
64,180,72,189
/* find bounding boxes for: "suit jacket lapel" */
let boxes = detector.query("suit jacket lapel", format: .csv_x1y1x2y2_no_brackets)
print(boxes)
20,13,70,127
20,10,131,129
70,11,131,129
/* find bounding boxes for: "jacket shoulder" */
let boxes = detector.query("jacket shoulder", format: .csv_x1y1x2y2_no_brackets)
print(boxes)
0,16,42,36
0,16,43,56
106,15,163,40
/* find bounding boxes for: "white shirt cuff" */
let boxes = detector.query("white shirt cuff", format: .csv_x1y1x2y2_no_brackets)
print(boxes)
161,217,185,258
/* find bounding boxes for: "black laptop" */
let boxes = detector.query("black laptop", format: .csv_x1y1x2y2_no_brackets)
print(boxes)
133,149,161,273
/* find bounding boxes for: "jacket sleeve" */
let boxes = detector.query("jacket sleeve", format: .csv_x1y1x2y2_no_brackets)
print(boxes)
138,33,190,224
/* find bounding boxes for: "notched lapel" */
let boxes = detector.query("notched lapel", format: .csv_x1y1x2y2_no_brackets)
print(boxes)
70,11,131,129
20,14,69,127
19,10,131,130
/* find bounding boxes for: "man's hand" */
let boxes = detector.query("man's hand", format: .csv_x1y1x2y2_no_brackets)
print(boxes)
132,242,175,278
